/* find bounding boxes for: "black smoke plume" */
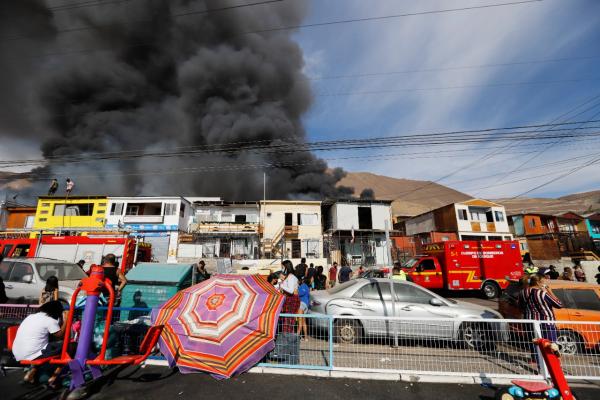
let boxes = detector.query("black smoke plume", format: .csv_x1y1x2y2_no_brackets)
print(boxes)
1,0,353,200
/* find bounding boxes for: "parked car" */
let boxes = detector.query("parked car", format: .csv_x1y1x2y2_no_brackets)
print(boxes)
499,280,600,355
309,278,504,349
0,257,87,305
358,267,390,279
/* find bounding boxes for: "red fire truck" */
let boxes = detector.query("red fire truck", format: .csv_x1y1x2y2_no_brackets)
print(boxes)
401,240,523,299
0,236,151,272
0,238,38,258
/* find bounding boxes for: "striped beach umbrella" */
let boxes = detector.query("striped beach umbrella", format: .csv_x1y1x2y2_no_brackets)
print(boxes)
151,274,284,379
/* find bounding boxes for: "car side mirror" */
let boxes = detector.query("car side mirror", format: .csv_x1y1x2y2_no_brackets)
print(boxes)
21,274,34,283
429,298,444,307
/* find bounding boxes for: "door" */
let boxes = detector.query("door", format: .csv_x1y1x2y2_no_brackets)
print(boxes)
284,213,293,226
7,261,38,303
411,258,443,289
350,281,392,335
563,288,600,349
291,239,301,259
392,282,455,338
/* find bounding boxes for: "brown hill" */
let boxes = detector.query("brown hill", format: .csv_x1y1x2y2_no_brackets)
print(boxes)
497,190,600,216
338,172,472,217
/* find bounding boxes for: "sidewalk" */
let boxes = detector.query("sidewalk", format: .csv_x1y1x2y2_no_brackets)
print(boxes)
2,366,599,400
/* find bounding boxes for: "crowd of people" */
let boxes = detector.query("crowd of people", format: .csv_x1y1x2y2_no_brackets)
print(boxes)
8,253,128,386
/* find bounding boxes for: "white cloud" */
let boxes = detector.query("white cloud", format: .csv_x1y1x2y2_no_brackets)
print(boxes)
301,0,600,198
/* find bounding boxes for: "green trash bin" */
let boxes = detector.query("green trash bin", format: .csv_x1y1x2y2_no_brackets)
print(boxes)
120,263,193,321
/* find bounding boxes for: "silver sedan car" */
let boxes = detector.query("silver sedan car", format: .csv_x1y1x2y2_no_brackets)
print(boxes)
309,278,505,349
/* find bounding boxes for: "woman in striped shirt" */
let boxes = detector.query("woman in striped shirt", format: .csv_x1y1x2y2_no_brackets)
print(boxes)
519,274,562,341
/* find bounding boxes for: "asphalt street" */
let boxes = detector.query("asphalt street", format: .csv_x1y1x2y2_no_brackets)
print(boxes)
2,366,599,400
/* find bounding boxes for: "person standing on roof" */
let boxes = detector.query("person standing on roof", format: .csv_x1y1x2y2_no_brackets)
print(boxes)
65,178,74,195
48,179,59,196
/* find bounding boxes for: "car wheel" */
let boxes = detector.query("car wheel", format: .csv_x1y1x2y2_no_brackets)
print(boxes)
482,281,500,299
556,330,581,356
334,319,362,344
461,322,496,351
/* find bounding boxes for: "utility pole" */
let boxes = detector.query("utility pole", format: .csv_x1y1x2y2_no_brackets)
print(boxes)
386,220,398,348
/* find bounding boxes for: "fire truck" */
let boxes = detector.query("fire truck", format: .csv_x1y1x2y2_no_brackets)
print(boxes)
401,240,523,299
0,235,151,272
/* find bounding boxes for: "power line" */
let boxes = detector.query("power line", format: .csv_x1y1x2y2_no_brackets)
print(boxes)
0,0,285,42
315,77,600,97
512,156,600,198
0,0,543,63
1,120,599,168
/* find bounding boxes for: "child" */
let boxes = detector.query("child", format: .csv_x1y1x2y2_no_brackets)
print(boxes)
39,276,59,305
297,277,310,341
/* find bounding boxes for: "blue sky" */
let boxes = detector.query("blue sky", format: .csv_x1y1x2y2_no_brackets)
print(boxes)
294,0,600,198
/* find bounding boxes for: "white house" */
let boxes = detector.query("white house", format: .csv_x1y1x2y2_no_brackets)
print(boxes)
322,200,394,267
179,201,260,260
105,196,192,262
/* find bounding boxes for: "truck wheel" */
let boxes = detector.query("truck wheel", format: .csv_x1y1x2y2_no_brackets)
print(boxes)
481,281,500,299
495,388,515,400
334,319,362,344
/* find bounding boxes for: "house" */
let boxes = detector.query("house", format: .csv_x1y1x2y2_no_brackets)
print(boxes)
553,212,593,254
404,199,512,243
260,200,324,262
105,196,192,263
0,204,36,231
31,196,108,233
322,199,394,267
509,213,558,236
584,212,600,251
179,201,260,260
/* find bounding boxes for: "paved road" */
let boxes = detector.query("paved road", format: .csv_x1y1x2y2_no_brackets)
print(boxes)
2,367,598,400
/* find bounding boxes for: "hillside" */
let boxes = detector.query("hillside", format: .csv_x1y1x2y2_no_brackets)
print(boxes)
338,172,472,217
497,190,600,216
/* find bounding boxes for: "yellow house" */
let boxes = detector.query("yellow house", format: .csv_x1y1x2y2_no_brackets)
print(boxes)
259,200,323,260
32,196,108,232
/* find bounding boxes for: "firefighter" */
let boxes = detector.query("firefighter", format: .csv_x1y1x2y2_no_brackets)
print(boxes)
524,265,539,275
391,266,408,281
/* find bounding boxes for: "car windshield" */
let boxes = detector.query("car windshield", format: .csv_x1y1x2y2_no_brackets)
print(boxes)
37,263,87,281
327,280,357,294
401,258,419,269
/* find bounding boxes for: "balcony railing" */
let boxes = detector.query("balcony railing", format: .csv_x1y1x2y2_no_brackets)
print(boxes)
284,225,299,235
189,222,259,234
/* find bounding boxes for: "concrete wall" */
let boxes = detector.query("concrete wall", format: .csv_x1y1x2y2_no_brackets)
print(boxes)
405,212,435,236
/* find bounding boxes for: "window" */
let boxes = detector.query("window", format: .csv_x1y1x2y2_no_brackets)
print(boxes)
164,203,177,216
12,244,30,257
125,205,139,215
299,213,319,226
567,289,600,311
495,211,505,222
53,203,94,216
110,203,124,215
552,289,575,308
304,239,320,258
37,263,87,281
358,207,372,229
529,219,536,228
234,214,247,223
457,209,468,221
0,261,12,280
470,208,487,222
394,283,435,304
354,282,391,300
24,215,34,228
9,262,34,283
180,204,186,218
417,259,436,271
485,210,494,223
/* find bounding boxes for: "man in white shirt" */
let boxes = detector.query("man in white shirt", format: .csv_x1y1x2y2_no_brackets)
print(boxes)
13,301,68,385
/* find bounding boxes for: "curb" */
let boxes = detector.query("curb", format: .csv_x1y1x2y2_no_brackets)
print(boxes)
143,360,600,388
